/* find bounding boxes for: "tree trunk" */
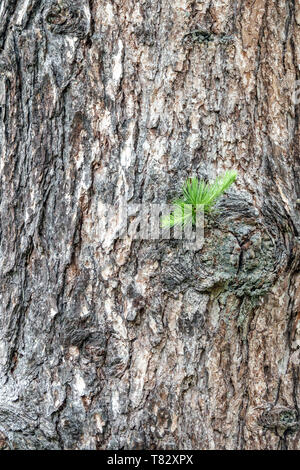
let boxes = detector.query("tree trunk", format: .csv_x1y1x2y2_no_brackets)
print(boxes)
0,0,299,450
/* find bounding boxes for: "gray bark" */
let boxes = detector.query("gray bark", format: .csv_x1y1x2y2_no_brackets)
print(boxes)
0,0,299,450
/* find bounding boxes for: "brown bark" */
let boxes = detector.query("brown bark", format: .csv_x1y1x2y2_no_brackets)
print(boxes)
0,0,299,450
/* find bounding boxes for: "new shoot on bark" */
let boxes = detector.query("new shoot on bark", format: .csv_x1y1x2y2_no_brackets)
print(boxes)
161,170,237,228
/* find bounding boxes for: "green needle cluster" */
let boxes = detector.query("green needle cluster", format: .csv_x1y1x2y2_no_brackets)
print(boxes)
161,170,237,228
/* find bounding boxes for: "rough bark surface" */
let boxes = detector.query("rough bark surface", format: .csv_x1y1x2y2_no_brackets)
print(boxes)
0,0,300,450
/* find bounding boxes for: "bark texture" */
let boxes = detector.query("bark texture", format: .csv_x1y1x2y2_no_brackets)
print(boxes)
0,0,300,450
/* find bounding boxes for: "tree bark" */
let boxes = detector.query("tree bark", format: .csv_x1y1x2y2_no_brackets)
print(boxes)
0,0,299,450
